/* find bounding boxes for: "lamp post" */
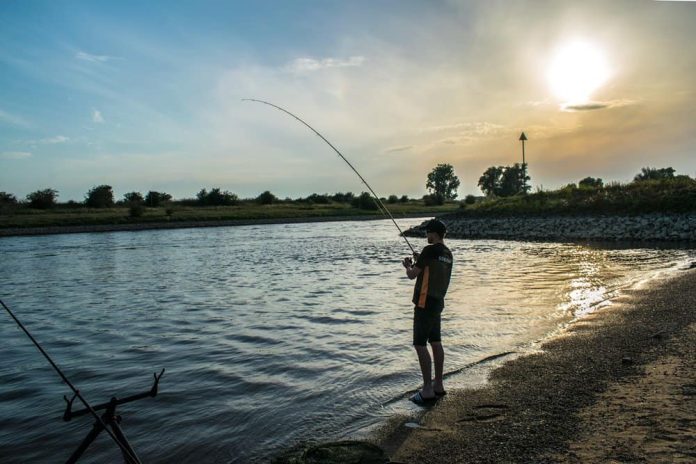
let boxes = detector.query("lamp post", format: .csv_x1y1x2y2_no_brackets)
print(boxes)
519,132,528,192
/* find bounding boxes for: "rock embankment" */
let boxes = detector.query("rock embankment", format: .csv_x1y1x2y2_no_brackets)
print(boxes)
404,213,696,242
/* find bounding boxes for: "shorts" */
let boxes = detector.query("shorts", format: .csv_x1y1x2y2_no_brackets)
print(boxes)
413,307,442,346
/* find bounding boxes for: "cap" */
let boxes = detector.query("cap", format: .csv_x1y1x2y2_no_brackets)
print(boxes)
424,219,446,236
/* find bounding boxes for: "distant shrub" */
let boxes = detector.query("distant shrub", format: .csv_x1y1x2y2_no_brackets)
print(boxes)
578,177,603,189
129,203,144,217
387,195,399,204
85,185,114,208
197,188,239,206
351,192,379,210
399,195,409,203
256,190,277,205
0,192,17,204
332,192,355,203
464,194,477,205
634,167,675,182
423,193,445,206
145,191,172,207
26,188,58,209
123,192,144,204
305,193,331,204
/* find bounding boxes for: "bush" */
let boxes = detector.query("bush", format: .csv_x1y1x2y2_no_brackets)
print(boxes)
351,192,379,210
331,192,355,203
305,193,331,204
85,185,114,208
145,191,172,207
0,192,18,205
197,188,239,206
423,193,444,206
26,188,58,209
387,195,399,204
464,194,477,205
129,203,145,217
123,192,144,204
399,195,409,203
578,177,603,189
256,190,277,205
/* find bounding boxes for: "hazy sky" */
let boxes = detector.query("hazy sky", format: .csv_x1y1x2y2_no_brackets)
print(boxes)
1,0,695,201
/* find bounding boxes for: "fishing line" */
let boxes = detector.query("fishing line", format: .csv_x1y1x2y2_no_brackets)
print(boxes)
1,298,141,463
242,98,416,255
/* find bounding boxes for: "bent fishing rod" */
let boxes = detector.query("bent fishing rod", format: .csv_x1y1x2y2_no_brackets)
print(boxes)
242,98,416,256
1,298,143,464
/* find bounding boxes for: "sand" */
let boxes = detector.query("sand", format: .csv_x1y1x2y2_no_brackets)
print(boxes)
378,269,695,464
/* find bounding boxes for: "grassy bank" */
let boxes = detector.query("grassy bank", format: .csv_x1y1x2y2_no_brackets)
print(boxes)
0,200,458,230
457,177,696,217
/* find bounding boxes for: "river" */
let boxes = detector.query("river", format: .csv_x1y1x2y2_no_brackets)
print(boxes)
1,218,694,463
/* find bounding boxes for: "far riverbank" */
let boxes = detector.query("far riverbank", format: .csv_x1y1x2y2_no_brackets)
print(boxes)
0,213,434,238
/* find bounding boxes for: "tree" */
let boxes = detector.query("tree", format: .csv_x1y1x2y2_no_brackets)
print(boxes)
256,190,277,205
26,188,58,209
478,166,504,197
0,192,18,205
145,191,172,207
578,177,603,188
478,164,529,197
499,163,530,196
387,195,399,204
634,167,675,182
426,163,460,200
123,192,144,204
85,185,114,208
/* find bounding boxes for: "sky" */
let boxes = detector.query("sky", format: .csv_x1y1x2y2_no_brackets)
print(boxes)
1,0,695,202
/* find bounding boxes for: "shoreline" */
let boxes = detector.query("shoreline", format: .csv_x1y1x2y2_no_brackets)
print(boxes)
0,213,432,238
373,268,696,463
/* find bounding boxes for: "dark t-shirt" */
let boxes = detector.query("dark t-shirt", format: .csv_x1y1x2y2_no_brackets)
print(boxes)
412,243,453,311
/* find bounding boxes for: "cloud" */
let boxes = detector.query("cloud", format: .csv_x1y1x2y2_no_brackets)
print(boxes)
287,56,366,73
75,51,119,63
562,99,637,112
42,135,70,144
0,151,32,159
384,145,413,153
0,108,30,128
92,109,104,123
420,121,505,135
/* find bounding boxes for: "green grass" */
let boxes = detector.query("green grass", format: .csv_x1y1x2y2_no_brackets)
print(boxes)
0,201,459,229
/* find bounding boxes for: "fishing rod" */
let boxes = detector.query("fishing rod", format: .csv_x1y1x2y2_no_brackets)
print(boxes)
242,98,417,256
1,298,143,464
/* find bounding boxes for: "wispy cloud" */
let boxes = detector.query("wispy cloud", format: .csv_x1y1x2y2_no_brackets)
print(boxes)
0,151,32,159
287,56,366,73
384,145,413,153
0,108,31,128
42,135,70,144
92,109,104,123
562,99,637,112
420,121,506,139
75,51,119,63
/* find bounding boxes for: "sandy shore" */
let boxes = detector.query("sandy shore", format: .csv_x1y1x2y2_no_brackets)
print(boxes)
375,269,695,464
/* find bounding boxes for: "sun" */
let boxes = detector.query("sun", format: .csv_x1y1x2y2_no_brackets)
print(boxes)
547,40,611,105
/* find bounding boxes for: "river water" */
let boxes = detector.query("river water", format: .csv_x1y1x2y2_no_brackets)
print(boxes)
1,219,694,463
